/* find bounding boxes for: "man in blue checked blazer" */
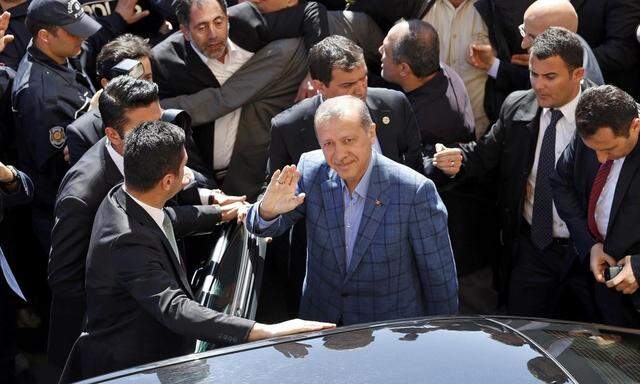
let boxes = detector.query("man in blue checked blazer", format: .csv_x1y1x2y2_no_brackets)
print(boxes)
246,95,458,325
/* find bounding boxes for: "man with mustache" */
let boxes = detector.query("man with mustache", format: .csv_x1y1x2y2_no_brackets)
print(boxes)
247,95,458,325
152,0,325,200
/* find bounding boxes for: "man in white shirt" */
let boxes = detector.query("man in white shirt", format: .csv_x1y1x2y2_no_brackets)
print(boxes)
423,0,491,137
432,28,597,320
552,85,640,328
152,0,309,200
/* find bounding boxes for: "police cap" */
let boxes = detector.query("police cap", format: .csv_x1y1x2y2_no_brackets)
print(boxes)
28,0,102,38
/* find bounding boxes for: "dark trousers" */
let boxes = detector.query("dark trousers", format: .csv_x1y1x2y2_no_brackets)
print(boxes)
48,295,86,370
508,227,596,321
593,282,640,328
0,277,17,383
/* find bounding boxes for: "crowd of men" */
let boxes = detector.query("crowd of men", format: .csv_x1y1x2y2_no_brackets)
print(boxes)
0,0,639,382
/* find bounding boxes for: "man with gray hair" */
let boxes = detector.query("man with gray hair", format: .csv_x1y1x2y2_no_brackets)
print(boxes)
267,34,422,318
246,95,458,325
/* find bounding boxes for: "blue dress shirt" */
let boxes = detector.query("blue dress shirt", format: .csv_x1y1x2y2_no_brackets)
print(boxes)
258,156,374,269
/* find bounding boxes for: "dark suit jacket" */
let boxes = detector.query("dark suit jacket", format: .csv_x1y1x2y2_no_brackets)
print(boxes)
61,186,255,382
572,0,640,99
66,108,103,166
456,82,594,269
268,88,423,175
49,137,204,300
551,135,640,327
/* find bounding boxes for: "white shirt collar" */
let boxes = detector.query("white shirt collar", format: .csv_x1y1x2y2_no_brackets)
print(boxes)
105,139,124,176
190,38,240,66
543,87,582,124
123,185,165,230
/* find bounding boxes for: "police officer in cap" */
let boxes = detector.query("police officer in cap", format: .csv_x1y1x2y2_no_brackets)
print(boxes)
11,0,104,254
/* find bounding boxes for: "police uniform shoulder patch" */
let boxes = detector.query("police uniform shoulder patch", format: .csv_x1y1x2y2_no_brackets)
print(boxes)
49,126,66,149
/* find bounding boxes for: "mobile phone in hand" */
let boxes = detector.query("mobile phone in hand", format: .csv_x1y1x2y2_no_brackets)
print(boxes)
604,265,624,281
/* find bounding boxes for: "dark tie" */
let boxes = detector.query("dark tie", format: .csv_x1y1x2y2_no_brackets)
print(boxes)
587,160,613,243
530,109,563,250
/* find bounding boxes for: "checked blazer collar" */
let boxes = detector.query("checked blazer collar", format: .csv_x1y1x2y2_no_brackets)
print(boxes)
320,151,392,282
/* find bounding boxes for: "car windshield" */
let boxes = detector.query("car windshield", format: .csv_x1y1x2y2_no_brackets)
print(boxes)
503,318,640,383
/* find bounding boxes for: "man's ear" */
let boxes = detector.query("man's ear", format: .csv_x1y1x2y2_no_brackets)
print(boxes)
311,79,327,96
399,62,412,78
572,67,585,82
104,127,121,145
37,29,51,46
180,25,190,41
630,117,640,136
369,123,377,141
160,172,174,192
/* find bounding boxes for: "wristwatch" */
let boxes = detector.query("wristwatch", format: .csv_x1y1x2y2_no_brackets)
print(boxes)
0,165,18,185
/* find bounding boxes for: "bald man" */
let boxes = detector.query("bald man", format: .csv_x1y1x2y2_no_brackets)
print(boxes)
469,0,603,93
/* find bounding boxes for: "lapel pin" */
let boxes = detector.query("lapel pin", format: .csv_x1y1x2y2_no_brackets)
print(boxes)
375,199,383,207
382,116,390,125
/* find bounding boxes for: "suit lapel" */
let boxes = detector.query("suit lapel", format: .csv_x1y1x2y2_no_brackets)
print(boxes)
320,167,347,277
184,37,220,88
606,142,640,236
299,96,323,155
366,93,393,156
100,141,124,188
115,188,195,298
344,153,390,282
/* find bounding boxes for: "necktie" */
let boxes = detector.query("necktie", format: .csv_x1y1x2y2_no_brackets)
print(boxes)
161,214,181,265
530,109,563,250
587,160,613,243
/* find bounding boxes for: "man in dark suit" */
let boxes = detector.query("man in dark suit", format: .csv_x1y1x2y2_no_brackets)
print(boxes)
551,85,640,328
572,0,640,100
434,28,596,319
380,19,499,313
269,35,422,176
266,35,421,318
66,33,154,165
0,160,32,383
61,120,334,382
48,77,245,372
468,0,604,113
152,0,325,200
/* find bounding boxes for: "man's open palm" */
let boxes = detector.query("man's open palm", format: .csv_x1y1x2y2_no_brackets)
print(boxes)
259,165,305,220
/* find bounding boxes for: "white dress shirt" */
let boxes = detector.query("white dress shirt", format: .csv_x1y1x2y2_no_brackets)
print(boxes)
423,0,490,136
106,139,210,205
191,40,254,171
595,157,625,238
122,187,183,266
522,89,582,238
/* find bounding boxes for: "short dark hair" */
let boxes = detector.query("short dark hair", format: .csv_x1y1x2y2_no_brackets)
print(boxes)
25,17,58,38
99,76,159,138
96,34,152,81
530,27,583,71
124,120,186,192
576,85,639,138
174,0,227,26
392,20,440,78
308,35,365,86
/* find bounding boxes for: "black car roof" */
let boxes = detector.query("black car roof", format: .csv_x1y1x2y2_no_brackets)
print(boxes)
82,316,640,384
